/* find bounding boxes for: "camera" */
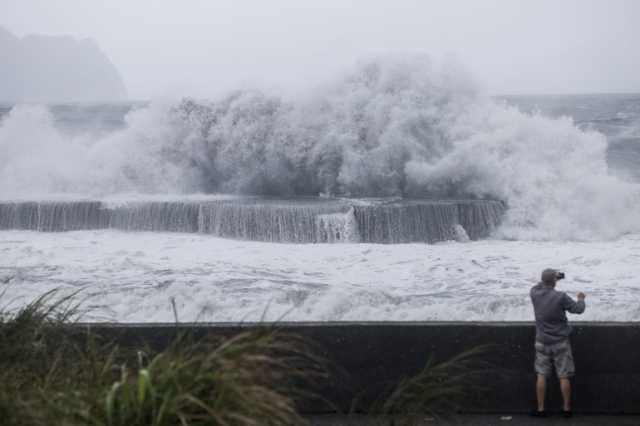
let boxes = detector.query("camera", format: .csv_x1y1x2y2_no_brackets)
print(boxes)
556,271,565,280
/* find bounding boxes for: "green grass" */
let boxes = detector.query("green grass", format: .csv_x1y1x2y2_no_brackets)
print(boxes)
351,345,496,425
0,290,494,425
377,345,494,415
0,291,328,426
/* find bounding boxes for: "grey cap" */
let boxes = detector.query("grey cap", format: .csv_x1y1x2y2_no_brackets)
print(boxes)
541,268,557,285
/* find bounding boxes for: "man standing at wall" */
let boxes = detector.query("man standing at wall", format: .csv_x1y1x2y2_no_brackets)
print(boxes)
530,268,586,418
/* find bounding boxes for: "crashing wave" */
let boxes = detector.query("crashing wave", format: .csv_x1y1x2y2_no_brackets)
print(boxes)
1,54,639,240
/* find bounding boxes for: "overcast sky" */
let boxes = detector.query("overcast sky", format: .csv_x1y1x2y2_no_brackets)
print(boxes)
1,0,639,99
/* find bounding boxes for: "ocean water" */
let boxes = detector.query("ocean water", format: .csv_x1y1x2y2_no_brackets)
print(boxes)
1,57,639,322
2,230,640,322
502,93,640,181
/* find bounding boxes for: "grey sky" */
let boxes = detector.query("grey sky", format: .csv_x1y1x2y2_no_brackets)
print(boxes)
1,0,639,99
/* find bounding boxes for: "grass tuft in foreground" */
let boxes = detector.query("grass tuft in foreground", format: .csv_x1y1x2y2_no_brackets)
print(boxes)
0,291,328,426
379,345,494,415
0,290,495,425
353,345,496,425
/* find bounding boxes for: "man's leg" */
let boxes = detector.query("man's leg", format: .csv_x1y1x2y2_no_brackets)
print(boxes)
536,374,547,411
554,340,575,413
534,342,551,413
560,377,571,411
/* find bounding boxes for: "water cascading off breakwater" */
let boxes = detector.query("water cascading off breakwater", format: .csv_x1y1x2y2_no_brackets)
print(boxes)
0,198,504,243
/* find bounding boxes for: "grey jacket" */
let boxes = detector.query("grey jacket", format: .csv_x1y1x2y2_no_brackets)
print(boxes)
530,283,586,344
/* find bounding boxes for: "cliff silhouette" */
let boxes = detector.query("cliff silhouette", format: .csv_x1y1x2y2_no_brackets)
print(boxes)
0,27,127,102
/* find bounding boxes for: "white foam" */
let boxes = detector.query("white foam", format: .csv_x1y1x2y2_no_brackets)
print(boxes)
316,207,360,243
2,55,640,241
1,230,639,322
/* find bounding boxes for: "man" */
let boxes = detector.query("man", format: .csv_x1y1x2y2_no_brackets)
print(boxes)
530,268,586,418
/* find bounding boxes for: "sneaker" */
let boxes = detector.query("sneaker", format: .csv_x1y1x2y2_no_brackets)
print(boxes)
562,410,573,418
530,409,548,418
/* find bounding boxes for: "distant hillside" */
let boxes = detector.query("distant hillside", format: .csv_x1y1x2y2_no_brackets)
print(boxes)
0,27,126,102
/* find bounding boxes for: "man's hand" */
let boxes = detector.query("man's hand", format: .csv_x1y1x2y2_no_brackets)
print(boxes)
577,292,586,300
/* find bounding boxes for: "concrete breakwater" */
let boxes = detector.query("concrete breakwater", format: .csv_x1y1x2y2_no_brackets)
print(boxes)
83,322,640,414
0,198,504,243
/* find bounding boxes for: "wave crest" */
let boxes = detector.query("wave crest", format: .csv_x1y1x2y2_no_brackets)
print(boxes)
1,54,639,240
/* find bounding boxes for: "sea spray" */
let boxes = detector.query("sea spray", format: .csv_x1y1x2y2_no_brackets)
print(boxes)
1,54,639,240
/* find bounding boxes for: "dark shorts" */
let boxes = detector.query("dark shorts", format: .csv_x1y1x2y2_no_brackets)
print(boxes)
534,339,575,378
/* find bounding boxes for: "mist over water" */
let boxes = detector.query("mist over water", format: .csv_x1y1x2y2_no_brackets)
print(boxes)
1,54,639,241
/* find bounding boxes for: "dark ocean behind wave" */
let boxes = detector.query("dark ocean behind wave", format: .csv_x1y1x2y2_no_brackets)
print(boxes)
502,94,640,180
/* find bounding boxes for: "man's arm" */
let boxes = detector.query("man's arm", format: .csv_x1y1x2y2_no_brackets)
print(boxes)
562,292,586,314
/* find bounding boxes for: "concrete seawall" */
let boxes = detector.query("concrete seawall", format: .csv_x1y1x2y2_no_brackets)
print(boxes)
0,199,504,243
82,322,640,414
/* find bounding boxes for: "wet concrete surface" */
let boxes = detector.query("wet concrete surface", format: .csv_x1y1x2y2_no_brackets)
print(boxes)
307,414,640,425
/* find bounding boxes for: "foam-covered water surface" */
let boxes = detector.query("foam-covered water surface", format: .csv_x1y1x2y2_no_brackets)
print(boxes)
1,230,639,322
